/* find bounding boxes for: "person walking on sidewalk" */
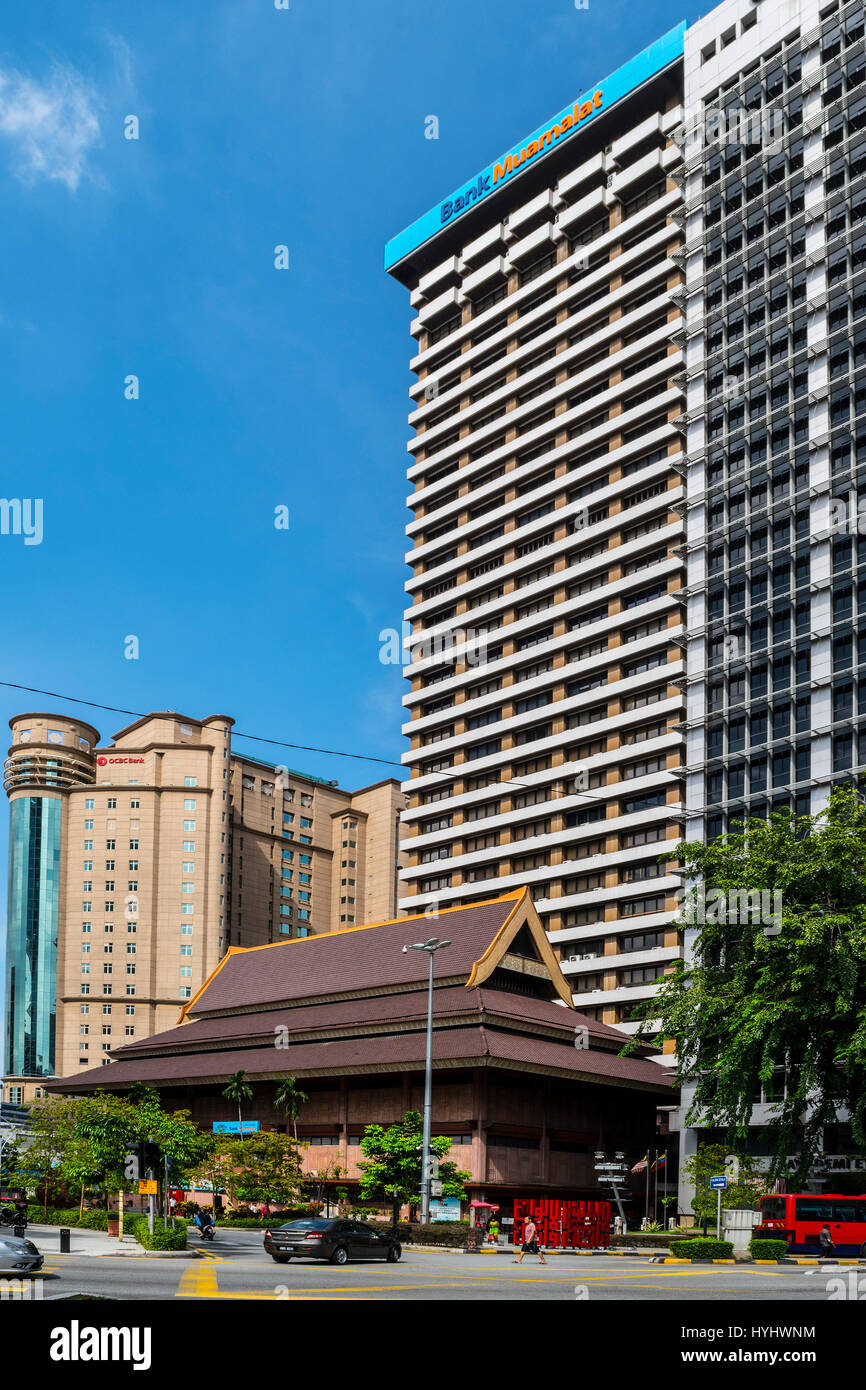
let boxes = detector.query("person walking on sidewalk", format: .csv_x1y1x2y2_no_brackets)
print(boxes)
513,1217,547,1265
818,1224,836,1260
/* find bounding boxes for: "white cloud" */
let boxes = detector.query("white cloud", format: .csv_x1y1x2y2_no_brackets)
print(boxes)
0,61,102,191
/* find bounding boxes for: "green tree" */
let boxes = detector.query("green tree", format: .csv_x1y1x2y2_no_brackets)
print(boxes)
129,1088,213,1187
9,1096,84,1213
683,1145,765,1224
357,1111,470,1210
273,1076,308,1141
627,789,866,1183
13,1091,215,1213
222,1071,253,1137
14,1093,136,1214
70,1092,139,1212
189,1133,304,1210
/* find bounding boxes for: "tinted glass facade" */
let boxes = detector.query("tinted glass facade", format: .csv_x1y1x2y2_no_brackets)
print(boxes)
5,796,61,1077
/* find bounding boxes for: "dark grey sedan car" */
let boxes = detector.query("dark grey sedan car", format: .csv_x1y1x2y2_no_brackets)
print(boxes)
0,1234,43,1273
263,1218,401,1265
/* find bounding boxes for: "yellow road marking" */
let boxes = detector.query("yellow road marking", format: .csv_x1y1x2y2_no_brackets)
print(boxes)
175,1266,796,1299
176,1264,220,1298
170,1255,798,1300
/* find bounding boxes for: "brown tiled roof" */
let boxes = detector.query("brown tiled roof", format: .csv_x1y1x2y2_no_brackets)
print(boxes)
119,985,647,1058
47,889,672,1099
55,1025,673,1093
185,895,522,1016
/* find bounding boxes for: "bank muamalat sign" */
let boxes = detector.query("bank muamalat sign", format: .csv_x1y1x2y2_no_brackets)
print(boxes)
440,91,604,226
383,20,687,270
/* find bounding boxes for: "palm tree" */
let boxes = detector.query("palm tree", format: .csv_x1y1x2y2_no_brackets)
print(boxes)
273,1076,309,1141
222,1071,253,1137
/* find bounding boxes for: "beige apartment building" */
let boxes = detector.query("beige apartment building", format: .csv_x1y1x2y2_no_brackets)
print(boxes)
385,29,689,1057
2,710,405,1099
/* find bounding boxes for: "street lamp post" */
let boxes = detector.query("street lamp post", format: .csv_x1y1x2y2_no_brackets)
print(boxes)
403,936,451,1225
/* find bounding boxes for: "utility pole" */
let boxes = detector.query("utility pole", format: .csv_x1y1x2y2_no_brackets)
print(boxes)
653,1149,659,1224
403,936,451,1225
147,1136,155,1237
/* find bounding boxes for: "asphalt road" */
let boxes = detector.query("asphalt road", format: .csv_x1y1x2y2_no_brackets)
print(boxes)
14,1228,864,1301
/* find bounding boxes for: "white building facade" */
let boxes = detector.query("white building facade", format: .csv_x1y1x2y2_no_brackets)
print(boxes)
386,28,690,1059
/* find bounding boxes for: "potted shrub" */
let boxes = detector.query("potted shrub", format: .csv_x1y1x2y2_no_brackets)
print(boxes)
669,1237,735,1262
748,1237,789,1262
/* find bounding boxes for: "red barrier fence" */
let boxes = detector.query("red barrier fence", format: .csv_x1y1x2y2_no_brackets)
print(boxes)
514,1198,611,1248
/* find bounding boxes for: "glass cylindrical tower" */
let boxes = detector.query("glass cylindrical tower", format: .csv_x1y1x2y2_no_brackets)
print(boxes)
4,714,98,1079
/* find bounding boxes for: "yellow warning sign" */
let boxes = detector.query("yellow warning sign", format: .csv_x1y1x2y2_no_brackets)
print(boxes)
138,1179,158,1195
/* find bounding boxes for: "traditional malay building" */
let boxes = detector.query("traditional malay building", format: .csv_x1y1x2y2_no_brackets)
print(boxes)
48,889,675,1216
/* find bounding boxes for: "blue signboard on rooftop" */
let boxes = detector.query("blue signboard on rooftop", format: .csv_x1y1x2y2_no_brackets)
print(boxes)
384,21,687,271
213,1120,260,1134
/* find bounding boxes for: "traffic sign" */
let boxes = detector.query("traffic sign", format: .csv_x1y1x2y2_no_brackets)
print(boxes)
138,1180,157,1195
709,1175,727,1190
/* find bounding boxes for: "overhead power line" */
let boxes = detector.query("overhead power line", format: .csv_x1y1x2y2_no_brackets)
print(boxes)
0,678,626,808
0,680,404,770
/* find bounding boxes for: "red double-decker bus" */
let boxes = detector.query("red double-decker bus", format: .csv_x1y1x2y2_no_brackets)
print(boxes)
755,1193,866,1256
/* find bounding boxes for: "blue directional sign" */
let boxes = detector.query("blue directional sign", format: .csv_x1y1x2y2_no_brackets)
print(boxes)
709,1175,728,1190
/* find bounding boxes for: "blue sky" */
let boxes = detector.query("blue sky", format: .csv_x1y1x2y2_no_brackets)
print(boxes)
0,0,693,1001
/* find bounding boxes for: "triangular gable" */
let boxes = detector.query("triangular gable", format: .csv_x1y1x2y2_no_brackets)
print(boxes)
465,887,573,1007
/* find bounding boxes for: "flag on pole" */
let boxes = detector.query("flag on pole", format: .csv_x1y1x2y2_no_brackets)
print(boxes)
652,1153,667,1169
632,1154,650,1173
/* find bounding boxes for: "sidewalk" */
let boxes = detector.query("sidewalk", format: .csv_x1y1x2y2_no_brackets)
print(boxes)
26,1223,195,1258
27,1223,136,1257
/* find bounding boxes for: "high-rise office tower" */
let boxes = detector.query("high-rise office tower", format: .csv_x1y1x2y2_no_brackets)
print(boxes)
2,710,405,1102
386,27,690,1056
676,0,866,1205
4,714,99,1088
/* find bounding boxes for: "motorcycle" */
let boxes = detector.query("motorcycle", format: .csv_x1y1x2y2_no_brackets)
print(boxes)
195,1222,215,1241
0,1206,26,1229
